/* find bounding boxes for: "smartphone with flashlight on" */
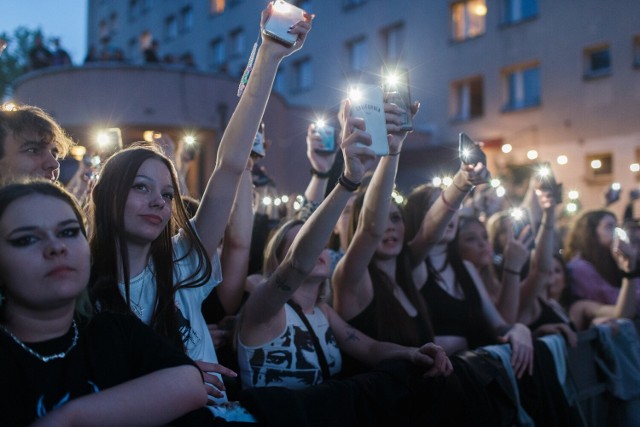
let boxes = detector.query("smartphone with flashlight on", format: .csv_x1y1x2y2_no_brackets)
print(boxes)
349,84,389,156
97,128,123,161
511,207,534,249
458,133,487,166
313,120,336,154
251,123,266,158
382,67,413,132
536,161,563,204
262,0,306,47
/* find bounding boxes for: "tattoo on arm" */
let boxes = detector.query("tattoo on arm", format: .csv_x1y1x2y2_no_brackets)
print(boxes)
346,328,361,342
274,273,292,292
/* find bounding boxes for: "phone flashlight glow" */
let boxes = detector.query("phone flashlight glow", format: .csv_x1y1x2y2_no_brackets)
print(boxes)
511,208,525,221
537,166,550,178
348,87,362,102
184,135,196,145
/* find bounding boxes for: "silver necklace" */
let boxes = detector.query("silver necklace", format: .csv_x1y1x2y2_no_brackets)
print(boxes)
130,279,146,318
1,320,79,363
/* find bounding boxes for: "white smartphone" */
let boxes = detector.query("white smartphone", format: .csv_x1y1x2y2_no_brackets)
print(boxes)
349,84,389,156
262,1,306,47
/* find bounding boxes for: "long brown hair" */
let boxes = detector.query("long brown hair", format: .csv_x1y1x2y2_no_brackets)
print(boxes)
564,209,622,287
348,193,434,346
88,144,212,349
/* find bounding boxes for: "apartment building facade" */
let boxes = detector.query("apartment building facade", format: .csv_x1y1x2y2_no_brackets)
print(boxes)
14,0,640,214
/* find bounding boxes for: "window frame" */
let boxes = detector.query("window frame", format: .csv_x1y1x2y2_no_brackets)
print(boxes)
501,61,541,112
451,0,487,42
450,75,484,121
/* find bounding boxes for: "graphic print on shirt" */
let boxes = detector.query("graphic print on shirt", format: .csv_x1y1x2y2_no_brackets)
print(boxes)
176,306,200,352
247,324,339,388
36,381,99,419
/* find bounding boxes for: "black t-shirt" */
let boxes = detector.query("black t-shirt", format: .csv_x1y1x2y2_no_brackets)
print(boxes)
0,312,198,426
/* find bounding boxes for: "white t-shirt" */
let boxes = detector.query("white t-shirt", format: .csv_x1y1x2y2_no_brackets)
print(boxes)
237,304,342,390
118,225,227,403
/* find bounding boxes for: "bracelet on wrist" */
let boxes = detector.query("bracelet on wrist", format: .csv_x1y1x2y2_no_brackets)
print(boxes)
452,181,472,193
503,267,521,276
387,151,400,157
337,173,361,192
440,191,458,212
310,168,331,179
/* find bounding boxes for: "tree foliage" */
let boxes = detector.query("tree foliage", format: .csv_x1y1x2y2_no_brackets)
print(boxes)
0,27,43,100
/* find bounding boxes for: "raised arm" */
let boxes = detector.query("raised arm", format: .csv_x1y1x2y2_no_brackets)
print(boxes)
33,365,207,427
217,162,254,315
239,113,375,339
332,100,415,318
408,163,489,267
193,6,313,257
517,189,556,320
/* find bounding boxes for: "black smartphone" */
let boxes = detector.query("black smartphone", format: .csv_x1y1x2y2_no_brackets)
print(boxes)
605,182,622,206
382,68,413,132
97,127,123,160
511,208,534,249
458,133,487,166
262,0,306,47
314,120,336,154
251,123,266,158
536,162,563,204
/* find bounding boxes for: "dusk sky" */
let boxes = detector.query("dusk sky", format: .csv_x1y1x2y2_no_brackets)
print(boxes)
0,0,88,64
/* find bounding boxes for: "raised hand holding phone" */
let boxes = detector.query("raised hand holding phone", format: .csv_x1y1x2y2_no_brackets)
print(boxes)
458,132,491,185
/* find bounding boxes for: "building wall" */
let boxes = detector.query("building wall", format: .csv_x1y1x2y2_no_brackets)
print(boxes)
21,0,640,216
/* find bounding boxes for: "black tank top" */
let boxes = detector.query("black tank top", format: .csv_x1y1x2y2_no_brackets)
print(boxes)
420,277,469,336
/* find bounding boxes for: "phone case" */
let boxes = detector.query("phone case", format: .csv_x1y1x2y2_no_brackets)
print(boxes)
315,124,336,153
350,84,389,156
251,130,265,158
262,1,305,47
458,133,486,165
383,68,413,132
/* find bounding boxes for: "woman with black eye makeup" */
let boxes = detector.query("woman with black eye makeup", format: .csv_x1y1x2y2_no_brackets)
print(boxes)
0,181,207,426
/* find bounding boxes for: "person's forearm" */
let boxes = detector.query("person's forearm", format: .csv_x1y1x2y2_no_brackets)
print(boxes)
409,171,470,265
40,365,207,427
304,175,329,203
361,156,398,238
218,170,254,314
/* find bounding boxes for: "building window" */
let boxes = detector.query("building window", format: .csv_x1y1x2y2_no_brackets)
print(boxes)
346,37,367,72
584,44,611,78
451,0,486,41
502,62,540,111
502,0,537,25
127,37,137,60
128,0,139,21
109,12,119,35
634,36,640,68
292,57,312,92
164,15,177,41
210,0,225,14
141,0,151,14
382,23,404,63
586,152,613,183
451,76,484,120
229,28,245,56
209,37,226,69
180,6,194,33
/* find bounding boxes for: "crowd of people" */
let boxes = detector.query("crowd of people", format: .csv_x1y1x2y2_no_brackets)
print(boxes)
1,4,639,426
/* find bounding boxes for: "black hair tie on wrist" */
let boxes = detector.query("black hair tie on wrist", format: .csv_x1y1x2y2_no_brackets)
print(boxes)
337,173,360,192
621,269,640,279
310,168,331,179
